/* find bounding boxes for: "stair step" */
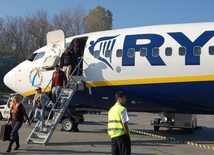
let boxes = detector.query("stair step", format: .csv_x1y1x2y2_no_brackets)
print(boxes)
31,132,49,138
27,137,45,142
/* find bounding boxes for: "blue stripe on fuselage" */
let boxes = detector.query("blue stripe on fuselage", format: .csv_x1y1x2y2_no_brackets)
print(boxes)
71,81,214,114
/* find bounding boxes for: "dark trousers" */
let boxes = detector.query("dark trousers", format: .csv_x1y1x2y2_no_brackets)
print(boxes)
111,134,131,155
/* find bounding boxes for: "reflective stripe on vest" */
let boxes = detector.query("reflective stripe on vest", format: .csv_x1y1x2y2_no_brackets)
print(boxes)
108,104,126,138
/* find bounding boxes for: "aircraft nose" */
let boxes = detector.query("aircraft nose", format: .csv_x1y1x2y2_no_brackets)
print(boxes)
3,69,16,91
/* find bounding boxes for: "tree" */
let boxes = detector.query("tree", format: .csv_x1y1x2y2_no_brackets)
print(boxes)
4,16,28,61
0,17,6,57
52,5,86,37
0,6,113,63
25,10,53,52
83,6,113,33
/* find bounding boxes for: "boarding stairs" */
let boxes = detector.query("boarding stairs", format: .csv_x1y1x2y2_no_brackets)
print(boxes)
26,83,77,145
26,58,84,145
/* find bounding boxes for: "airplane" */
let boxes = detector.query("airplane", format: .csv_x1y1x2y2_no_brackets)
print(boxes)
3,22,214,132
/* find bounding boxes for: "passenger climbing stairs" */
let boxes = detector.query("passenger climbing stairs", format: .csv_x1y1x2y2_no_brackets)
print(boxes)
26,83,77,145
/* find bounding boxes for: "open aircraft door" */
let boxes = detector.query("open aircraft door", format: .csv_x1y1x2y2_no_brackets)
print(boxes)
42,30,65,69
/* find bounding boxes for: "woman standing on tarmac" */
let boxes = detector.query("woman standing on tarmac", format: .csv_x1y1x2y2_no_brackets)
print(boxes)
6,95,31,152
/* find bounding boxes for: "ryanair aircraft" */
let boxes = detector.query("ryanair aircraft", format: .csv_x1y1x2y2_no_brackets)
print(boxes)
4,22,214,131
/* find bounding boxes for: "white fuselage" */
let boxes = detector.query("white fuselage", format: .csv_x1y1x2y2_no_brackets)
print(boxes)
4,22,214,114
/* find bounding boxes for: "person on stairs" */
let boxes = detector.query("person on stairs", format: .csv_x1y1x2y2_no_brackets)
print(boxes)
6,95,31,152
60,47,77,80
33,87,50,132
51,64,67,108
70,39,84,75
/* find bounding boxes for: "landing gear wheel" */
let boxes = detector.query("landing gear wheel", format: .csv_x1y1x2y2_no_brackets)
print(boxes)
61,118,73,132
61,117,79,132
0,112,2,120
70,116,79,132
154,118,160,131
154,126,160,131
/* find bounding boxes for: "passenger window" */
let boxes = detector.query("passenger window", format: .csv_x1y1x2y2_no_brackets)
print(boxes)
165,47,172,56
209,46,214,55
105,50,112,58
127,48,135,58
140,48,147,57
94,50,100,58
34,52,45,61
193,46,201,56
116,49,123,57
179,47,186,56
152,47,159,57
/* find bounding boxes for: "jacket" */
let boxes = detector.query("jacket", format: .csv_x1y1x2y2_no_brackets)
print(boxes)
51,70,67,87
60,52,77,68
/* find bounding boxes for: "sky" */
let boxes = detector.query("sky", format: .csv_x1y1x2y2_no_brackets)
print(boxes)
0,0,214,29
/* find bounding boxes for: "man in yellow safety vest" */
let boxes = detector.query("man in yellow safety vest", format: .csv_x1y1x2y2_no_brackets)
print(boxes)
107,91,131,155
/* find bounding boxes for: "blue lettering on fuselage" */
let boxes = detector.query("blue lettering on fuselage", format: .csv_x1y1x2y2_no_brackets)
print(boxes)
122,31,214,66
122,34,166,66
168,31,214,65
88,31,214,69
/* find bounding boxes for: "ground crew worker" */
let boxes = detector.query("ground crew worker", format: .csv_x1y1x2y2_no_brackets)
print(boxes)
107,91,131,155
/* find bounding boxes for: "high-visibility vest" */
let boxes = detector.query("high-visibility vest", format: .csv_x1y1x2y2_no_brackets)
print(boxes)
108,104,126,138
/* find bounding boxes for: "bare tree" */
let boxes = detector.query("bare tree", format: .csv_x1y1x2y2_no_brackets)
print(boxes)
4,16,29,61
83,6,113,33
0,6,113,62
71,5,86,35
52,5,86,37
0,18,13,59
25,10,53,51
0,17,6,57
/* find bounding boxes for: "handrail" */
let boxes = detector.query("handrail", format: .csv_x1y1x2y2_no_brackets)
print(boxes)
43,57,84,93
68,58,84,82
43,77,53,93
43,58,84,122
45,90,63,122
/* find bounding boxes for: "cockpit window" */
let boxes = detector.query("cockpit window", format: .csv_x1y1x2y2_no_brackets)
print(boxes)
27,52,45,62
34,52,45,61
27,53,37,62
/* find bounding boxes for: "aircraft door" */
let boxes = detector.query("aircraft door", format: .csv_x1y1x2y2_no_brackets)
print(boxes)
43,30,65,69
69,37,88,75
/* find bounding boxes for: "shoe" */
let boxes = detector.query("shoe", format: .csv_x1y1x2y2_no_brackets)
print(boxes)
14,144,20,150
6,147,11,152
39,128,46,133
6,140,14,152
71,128,79,132
34,127,40,132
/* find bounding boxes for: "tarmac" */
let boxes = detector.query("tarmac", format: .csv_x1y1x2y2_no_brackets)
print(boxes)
0,112,214,155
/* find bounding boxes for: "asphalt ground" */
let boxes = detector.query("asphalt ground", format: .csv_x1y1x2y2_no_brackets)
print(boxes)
0,112,214,155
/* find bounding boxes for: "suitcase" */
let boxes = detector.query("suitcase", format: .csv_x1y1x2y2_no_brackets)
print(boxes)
0,124,12,141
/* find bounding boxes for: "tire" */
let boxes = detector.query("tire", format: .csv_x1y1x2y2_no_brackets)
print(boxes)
0,112,2,120
154,118,160,131
154,126,160,131
61,118,73,132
